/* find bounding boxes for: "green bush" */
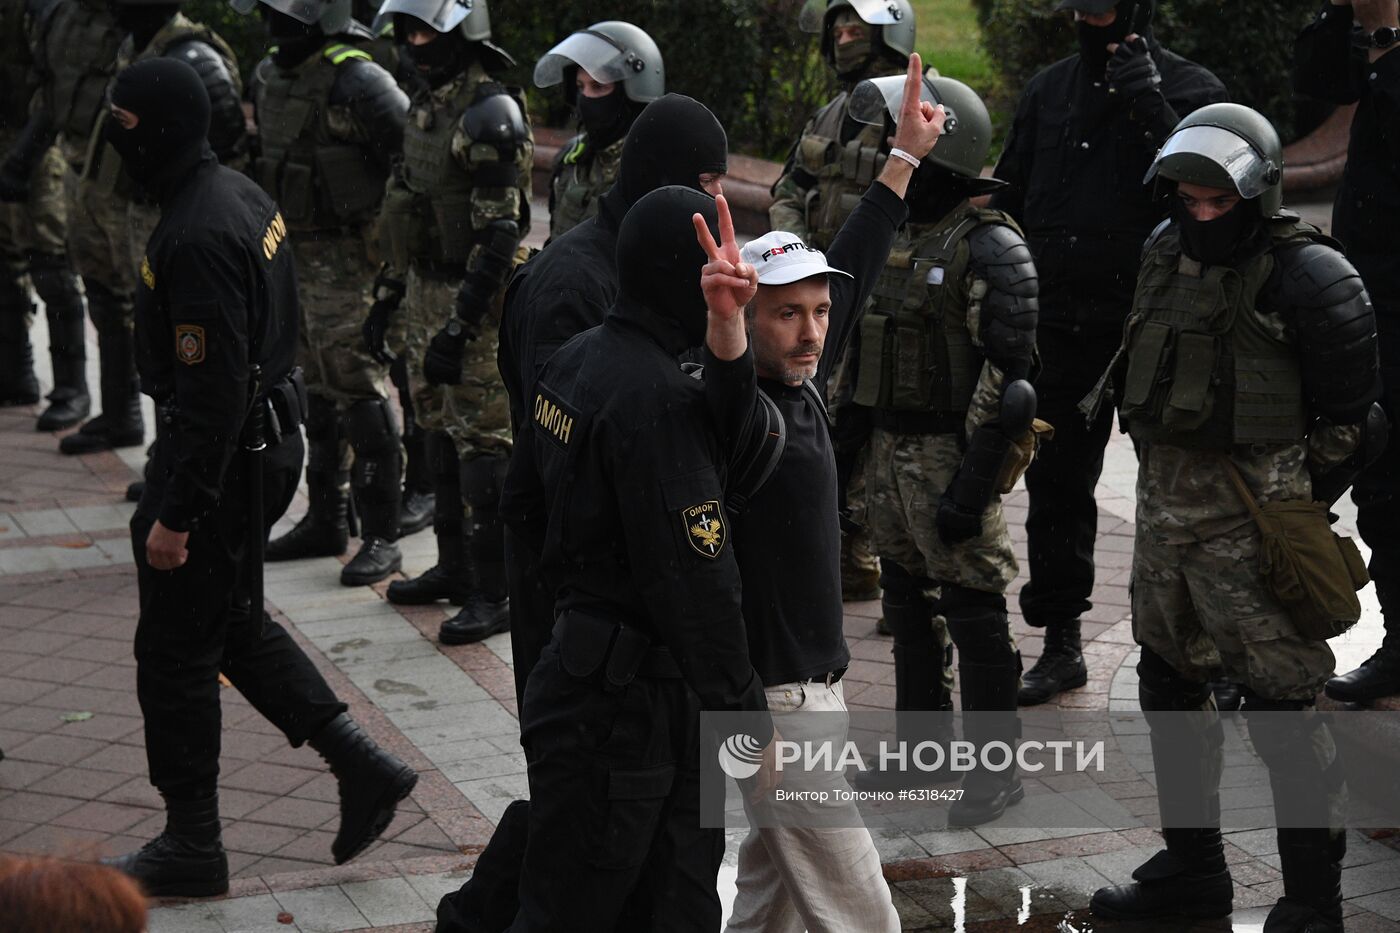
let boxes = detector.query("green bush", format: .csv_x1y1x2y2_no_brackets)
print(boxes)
981,0,1323,142
184,0,270,84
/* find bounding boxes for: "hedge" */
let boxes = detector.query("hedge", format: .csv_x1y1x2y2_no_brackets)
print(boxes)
982,0,1328,142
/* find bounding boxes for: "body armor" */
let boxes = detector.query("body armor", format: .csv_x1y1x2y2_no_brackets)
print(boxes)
253,42,389,229
382,63,524,267
1117,219,1319,450
548,131,621,239
794,91,887,251
35,0,123,159
855,205,1016,417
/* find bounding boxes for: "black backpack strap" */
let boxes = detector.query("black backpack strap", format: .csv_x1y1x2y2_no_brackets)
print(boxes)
725,389,787,516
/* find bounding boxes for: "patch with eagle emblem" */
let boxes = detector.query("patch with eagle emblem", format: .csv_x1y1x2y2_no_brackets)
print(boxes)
681,500,726,559
176,324,205,365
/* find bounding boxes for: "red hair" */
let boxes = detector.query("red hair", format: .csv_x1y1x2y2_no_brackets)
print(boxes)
0,855,147,933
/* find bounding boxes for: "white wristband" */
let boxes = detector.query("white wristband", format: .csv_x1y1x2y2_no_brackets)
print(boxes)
889,147,921,169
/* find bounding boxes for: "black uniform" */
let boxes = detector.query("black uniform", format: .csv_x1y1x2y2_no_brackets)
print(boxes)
499,186,769,931
131,146,345,800
991,36,1225,633
1295,3,1400,686
704,183,905,686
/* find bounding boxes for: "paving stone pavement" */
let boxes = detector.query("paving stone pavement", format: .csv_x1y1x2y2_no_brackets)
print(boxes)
3,193,1399,931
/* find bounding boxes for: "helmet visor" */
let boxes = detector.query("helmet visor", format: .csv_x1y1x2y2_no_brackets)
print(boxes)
534,30,637,88
372,0,468,35
848,73,960,137
1145,124,1278,199
229,0,323,24
798,0,907,34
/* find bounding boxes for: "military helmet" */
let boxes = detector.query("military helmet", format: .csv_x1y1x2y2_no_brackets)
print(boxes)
849,71,996,182
1145,102,1284,217
534,21,664,104
229,0,354,35
798,0,916,65
373,0,489,42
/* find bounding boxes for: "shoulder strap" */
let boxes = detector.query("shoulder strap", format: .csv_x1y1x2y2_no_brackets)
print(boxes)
322,41,371,65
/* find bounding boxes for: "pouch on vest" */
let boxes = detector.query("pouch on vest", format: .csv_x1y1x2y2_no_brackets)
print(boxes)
317,145,386,223
276,160,315,225
854,313,890,408
432,191,475,263
1222,460,1368,641
378,185,428,269
1163,332,1218,430
893,320,932,410
798,134,833,176
1122,321,1173,413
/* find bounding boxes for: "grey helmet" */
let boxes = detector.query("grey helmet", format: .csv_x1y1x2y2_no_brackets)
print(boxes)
373,0,488,42
1144,103,1284,217
229,0,354,35
849,71,1000,186
534,21,664,104
798,0,916,66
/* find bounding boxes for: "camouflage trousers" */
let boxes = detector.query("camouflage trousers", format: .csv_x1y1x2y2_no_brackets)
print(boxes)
67,170,138,297
865,428,1018,595
292,235,388,405
402,268,511,460
0,144,69,263
1132,521,1337,702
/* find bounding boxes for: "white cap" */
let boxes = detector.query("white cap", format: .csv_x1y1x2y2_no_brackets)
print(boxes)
740,231,854,287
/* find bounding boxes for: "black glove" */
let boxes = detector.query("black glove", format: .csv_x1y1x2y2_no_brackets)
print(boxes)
935,491,983,546
363,299,398,364
0,159,28,203
423,322,470,386
1108,35,1164,107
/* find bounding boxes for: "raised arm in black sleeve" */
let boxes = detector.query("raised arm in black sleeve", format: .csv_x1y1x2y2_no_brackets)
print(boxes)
989,86,1036,221
1294,3,1367,103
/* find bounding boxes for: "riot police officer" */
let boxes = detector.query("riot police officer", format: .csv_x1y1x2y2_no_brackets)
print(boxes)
1085,104,1381,933
992,0,1226,705
368,0,531,645
846,73,1039,825
773,0,919,609
239,0,413,586
534,20,663,241
100,58,416,897
0,0,89,431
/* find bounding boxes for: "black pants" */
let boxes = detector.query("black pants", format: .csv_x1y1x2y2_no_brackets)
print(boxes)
509,639,721,932
1354,310,1400,614
504,527,555,708
131,432,345,799
1019,326,1123,628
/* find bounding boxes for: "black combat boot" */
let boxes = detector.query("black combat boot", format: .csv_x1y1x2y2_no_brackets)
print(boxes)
267,470,350,561
947,653,1025,827
1327,565,1400,702
105,793,228,897
1091,827,1233,920
388,522,471,605
340,399,404,585
0,289,40,406
32,252,89,430
398,414,435,537
439,456,511,644
1017,619,1087,706
308,713,418,864
60,286,142,454
1262,828,1344,932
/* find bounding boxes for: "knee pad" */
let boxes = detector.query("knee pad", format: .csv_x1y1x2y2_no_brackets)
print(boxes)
461,454,510,511
1137,645,1213,711
941,584,1015,665
879,559,930,608
343,398,401,457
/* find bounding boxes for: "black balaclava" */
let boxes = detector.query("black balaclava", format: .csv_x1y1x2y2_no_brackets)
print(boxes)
577,88,638,151
615,185,720,349
611,94,727,214
1172,194,1266,267
266,8,324,68
397,15,467,88
907,162,978,225
105,57,211,195
1076,1,1134,76
112,1,181,53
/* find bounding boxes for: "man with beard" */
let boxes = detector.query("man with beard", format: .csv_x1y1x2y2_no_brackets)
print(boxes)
99,58,416,898
240,0,413,587
534,21,665,242
771,0,920,614
992,0,1225,706
368,0,531,645
431,93,729,933
1086,102,1381,933
698,54,945,932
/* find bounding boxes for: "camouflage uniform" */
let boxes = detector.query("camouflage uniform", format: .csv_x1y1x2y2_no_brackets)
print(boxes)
547,131,622,241
0,0,88,419
771,63,904,602
252,37,411,573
